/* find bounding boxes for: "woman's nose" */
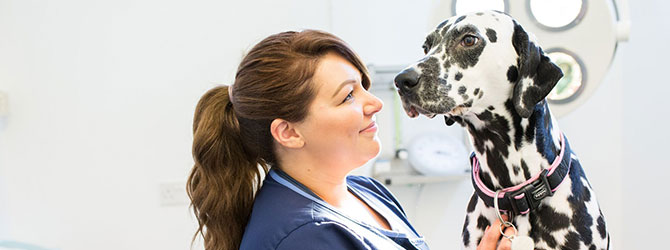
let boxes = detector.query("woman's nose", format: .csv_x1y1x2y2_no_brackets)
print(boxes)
363,92,383,116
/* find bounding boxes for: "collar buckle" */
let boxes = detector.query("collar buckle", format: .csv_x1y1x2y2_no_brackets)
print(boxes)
508,169,554,214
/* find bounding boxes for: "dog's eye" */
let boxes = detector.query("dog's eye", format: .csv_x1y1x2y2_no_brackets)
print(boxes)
422,44,430,54
461,35,478,47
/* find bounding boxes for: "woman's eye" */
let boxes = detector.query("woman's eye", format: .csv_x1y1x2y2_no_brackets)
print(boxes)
461,35,478,47
342,91,354,103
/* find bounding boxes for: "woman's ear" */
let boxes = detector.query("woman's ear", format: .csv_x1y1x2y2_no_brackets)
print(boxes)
270,118,305,149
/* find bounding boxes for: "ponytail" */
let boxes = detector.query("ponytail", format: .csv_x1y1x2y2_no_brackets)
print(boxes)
187,85,267,250
187,30,371,250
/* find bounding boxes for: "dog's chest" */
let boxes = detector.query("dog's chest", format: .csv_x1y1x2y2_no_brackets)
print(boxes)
463,156,608,250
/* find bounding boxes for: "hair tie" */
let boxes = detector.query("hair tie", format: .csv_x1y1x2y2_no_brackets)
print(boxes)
228,85,234,102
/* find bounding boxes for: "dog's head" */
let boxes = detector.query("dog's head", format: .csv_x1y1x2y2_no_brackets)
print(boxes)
394,11,563,124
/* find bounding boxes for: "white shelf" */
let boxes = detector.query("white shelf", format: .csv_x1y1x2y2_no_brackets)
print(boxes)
372,158,470,186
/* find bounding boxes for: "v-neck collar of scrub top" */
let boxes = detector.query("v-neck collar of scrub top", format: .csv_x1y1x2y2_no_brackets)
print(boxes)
269,169,427,249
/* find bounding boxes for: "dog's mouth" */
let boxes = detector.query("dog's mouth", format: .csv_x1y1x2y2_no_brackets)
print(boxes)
449,105,469,116
400,99,468,119
401,95,469,119
405,104,436,119
397,85,470,119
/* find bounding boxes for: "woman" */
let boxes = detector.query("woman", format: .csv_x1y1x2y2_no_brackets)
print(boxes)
187,30,512,250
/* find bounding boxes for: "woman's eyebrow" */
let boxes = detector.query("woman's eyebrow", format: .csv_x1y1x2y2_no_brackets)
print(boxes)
331,79,357,98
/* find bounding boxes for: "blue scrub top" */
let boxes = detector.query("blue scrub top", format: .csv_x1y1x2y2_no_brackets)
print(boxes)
240,169,430,250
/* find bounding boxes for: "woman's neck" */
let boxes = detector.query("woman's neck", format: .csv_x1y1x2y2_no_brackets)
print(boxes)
277,154,392,230
280,163,351,207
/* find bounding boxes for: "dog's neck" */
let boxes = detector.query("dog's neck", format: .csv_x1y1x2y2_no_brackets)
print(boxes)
461,99,563,189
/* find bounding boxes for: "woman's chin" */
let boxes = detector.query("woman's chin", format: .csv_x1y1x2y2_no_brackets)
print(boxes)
359,142,381,165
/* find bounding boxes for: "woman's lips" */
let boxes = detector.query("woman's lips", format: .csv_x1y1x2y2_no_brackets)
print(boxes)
360,121,377,133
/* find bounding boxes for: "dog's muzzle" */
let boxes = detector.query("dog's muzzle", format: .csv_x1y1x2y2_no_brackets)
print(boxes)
394,68,423,118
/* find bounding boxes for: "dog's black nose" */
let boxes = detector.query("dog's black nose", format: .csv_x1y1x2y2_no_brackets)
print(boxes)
394,68,420,90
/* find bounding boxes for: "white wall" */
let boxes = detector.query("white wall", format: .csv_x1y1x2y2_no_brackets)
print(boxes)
621,1,670,249
0,1,331,249
0,0,664,249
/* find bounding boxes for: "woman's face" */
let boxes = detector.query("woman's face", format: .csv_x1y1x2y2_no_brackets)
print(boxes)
295,52,383,174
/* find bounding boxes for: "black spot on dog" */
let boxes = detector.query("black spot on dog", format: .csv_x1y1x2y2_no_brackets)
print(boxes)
485,28,497,43
462,216,470,246
417,57,440,88
473,88,480,95
507,65,519,83
444,115,456,126
485,146,513,187
451,116,466,126
454,15,466,25
436,19,449,30
476,110,493,121
537,206,570,230
467,194,478,212
512,165,520,175
478,91,483,99
569,159,587,204
533,230,557,249
520,159,531,180
447,25,486,69
480,171,495,191
589,245,596,250
443,58,452,71
476,215,490,231
445,84,452,92
565,159,600,246
488,105,495,111
464,99,473,107
528,205,570,249
525,108,537,143
529,219,558,249
535,102,559,161
458,86,467,94
477,110,493,121
572,207,594,245
563,232,581,250
455,72,463,81
505,99,524,150
441,24,452,37
597,215,607,239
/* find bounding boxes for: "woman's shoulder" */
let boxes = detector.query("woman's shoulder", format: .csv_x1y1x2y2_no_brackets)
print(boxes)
241,174,367,249
272,220,372,250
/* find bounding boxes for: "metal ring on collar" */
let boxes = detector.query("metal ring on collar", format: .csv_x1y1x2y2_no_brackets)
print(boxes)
494,190,517,239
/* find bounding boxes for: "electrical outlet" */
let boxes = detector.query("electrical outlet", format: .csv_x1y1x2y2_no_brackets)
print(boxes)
159,182,189,206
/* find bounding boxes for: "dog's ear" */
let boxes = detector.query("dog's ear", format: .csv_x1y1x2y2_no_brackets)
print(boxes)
511,22,563,118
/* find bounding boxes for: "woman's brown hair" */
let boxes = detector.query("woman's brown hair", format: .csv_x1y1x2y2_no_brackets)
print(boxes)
186,30,370,250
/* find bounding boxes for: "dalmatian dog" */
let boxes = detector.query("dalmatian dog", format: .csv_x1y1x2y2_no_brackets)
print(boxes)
394,11,609,250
